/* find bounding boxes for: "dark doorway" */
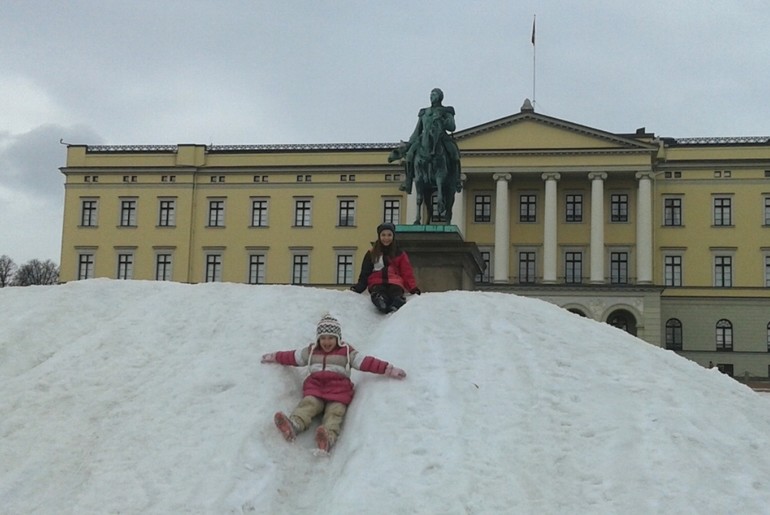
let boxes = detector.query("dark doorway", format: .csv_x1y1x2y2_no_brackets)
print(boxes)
607,309,637,337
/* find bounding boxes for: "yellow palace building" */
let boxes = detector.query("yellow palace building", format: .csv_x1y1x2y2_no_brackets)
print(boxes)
60,101,770,380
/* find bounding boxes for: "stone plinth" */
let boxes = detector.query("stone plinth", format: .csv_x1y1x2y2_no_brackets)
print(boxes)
394,225,484,292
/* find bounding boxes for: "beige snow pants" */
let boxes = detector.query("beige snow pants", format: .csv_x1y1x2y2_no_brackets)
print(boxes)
289,395,347,441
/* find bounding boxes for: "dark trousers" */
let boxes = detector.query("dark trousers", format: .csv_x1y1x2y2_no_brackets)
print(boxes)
369,284,406,312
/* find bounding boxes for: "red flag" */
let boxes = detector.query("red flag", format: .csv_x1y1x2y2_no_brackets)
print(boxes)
531,16,536,45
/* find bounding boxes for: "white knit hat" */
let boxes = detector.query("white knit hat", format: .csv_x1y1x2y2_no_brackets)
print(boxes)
316,313,342,342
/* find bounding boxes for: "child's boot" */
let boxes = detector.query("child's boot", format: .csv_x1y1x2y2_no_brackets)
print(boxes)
315,425,336,453
371,292,389,313
274,411,298,442
390,295,406,311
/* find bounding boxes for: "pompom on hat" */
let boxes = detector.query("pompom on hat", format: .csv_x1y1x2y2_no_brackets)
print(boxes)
376,222,396,236
316,313,342,343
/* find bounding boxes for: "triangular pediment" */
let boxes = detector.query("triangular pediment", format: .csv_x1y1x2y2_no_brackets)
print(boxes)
455,107,657,153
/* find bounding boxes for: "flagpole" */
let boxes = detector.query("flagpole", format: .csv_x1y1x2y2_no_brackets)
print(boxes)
531,14,536,107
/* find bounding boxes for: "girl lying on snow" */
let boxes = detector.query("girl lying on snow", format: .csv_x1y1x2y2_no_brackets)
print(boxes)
261,313,407,453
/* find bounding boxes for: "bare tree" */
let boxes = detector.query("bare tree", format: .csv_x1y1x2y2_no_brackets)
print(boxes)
12,259,60,286
0,255,17,287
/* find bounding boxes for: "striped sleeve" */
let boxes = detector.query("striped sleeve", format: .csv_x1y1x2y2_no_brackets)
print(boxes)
358,355,390,375
274,350,298,366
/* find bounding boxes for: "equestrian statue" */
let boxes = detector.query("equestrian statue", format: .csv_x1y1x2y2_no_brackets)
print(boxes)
388,88,462,225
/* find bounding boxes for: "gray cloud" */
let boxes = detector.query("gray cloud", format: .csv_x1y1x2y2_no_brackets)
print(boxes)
0,124,103,198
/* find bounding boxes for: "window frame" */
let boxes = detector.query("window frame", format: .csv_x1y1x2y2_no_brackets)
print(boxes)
713,196,732,226
610,193,629,223
565,193,583,223
80,198,98,227
119,198,137,227
474,193,492,223
663,196,683,227
207,199,225,228
251,198,269,228
665,318,683,351
294,198,312,227
337,198,356,227
519,194,537,223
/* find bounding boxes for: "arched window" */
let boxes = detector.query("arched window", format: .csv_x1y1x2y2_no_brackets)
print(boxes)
716,319,733,351
665,319,683,351
567,308,587,317
607,310,637,336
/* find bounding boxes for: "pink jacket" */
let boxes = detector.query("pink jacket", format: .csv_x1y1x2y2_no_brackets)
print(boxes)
273,343,391,405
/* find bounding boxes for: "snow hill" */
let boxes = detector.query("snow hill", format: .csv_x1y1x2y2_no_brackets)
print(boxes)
1,280,769,514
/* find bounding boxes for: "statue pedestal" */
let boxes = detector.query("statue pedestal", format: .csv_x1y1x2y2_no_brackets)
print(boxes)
394,225,484,292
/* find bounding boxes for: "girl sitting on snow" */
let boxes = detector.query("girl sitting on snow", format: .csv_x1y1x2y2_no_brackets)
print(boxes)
261,313,406,453
350,222,421,313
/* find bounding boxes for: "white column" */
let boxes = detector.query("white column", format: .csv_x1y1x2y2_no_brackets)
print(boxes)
589,172,607,283
542,173,561,283
452,173,468,237
635,171,654,284
493,173,511,282
405,190,418,224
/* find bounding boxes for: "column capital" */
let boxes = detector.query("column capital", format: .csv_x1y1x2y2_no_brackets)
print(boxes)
588,172,608,181
635,171,655,181
492,173,512,182
541,172,561,182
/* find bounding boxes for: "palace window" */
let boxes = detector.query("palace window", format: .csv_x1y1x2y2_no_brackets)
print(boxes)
294,199,312,227
566,194,583,223
158,199,175,227
292,254,309,284
716,319,733,351
610,194,628,222
155,253,173,281
713,197,732,226
475,249,492,283
474,194,492,222
383,199,400,224
664,255,683,287
338,199,356,227
119,199,137,227
208,200,225,227
520,194,536,223
80,199,98,227
248,254,266,285
205,254,222,282
665,319,683,351
610,252,628,284
664,197,682,226
518,251,537,284
78,253,94,280
117,253,134,280
714,255,733,287
765,255,770,287
336,254,354,285
430,193,445,222
565,251,583,284
764,197,770,226
251,199,269,227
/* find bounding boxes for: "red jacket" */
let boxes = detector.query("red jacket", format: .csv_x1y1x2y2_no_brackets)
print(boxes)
352,250,418,293
273,343,390,405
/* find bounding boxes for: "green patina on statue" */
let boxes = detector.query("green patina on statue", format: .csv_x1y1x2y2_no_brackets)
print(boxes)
389,88,462,225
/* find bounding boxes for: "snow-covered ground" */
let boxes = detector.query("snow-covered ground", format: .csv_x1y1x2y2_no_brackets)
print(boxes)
1,280,769,514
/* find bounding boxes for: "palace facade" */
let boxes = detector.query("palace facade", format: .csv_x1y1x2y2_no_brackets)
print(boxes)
59,101,770,379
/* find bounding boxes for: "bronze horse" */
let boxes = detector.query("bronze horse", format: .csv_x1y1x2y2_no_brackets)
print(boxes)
388,138,460,225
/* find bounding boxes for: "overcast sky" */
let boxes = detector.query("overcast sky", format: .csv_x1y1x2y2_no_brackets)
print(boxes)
1,0,769,266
